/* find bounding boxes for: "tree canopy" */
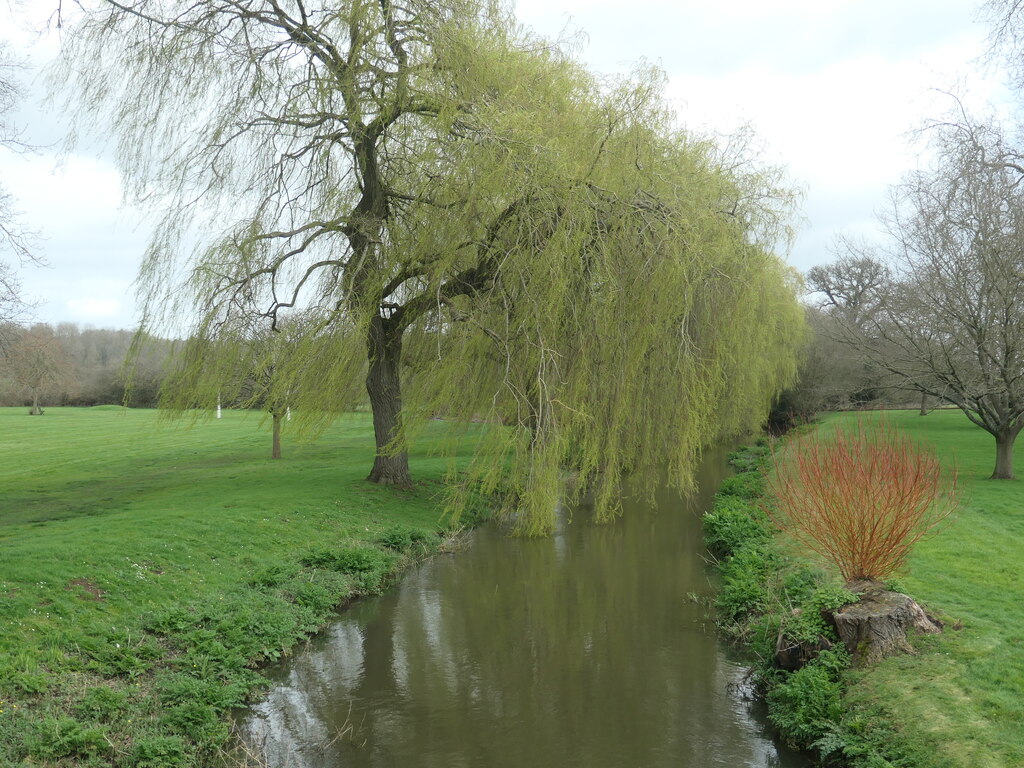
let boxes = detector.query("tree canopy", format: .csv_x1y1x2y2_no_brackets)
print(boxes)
806,247,890,332
983,0,1024,87
61,0,805,532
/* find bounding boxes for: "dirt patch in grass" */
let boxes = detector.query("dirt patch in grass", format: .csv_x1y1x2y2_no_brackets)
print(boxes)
66,578,107,601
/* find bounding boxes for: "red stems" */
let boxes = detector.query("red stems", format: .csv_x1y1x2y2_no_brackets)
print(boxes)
766,419,957,583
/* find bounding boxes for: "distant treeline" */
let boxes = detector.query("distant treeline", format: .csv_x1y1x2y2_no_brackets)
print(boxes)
767,305,938,432
0,323,173,409
0,314,923,419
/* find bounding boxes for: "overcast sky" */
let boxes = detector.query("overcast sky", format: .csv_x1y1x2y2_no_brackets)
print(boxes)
0,0,1014,330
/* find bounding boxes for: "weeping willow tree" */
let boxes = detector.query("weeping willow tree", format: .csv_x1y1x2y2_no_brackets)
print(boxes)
161,314,308,458
401,118,807,532
60,0,804,532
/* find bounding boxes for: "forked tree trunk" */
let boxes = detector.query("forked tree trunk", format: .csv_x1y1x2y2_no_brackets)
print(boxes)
366,316,412,486
271,411,282,460
29,391,42,416
992,427,1020,480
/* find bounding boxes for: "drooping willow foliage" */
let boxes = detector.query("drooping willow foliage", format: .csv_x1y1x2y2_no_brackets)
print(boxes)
59,0,804,533
399,115,806,533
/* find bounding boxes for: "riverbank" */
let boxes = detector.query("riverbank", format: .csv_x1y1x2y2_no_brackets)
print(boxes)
710,410,1024,767
239,441,805,767
0,407,489,767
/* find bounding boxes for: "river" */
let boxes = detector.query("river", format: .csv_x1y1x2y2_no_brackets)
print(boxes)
241,448,808,767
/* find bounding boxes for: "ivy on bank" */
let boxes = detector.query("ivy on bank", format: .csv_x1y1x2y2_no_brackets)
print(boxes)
705,441,929,767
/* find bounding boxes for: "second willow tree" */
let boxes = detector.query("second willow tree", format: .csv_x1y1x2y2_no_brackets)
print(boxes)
61,0,805,532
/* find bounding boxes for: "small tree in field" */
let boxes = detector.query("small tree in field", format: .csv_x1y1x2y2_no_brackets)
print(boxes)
766,420,957,583
5,325,75,414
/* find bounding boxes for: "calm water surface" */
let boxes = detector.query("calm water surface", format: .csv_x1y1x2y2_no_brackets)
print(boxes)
242,449,808,768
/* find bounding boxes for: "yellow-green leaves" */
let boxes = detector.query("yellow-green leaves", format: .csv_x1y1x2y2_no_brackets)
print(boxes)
61,0,804,532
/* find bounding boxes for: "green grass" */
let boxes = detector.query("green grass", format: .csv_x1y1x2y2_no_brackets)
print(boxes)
823,409,1024,768
0,407,489,766
8,406,1019,766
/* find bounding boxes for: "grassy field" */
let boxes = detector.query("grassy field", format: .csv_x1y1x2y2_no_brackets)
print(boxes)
4,406,1020,767
0,407,486,766
824,410,1024,768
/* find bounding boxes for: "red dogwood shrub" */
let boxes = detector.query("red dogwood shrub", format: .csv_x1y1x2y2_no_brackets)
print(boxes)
766,419,957,582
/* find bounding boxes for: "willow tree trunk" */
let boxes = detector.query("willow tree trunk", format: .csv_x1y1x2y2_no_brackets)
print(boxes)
271,411,282,460
992,427,1020,480
366,316,412,486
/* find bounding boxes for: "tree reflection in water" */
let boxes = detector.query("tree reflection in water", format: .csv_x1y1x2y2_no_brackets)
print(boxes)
243,448,807,768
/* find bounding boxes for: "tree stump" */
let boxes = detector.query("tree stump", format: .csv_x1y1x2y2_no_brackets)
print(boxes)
831,581,941,664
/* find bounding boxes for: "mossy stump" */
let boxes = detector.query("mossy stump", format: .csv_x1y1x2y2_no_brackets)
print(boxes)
831,580,941,664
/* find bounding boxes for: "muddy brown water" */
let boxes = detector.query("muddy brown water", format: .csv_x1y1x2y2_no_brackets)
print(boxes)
241,448,809,767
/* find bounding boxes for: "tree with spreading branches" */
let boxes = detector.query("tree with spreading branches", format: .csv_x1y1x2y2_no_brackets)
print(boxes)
5,324,75,413
983,0,1024,87
806,246,927,411
60,0,805,532
0,41,38,334
826,112,1024,479
806,247,890,332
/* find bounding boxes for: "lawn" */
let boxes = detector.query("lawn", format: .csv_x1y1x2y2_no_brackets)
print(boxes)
0,406,484,766
5,406,1018,767
825,409,1024,768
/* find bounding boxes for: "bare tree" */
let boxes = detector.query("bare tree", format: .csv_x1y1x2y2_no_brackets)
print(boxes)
982,0,1024,89
5,324,75,413
806,244,890,331
778,304,887,418
807,243,940,412
0,41,38,333
846,114,1024,478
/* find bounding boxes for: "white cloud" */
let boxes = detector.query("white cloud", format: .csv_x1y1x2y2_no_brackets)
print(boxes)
66,297,122,319
0,147,147,328
0,0,1017,327
1,152,125,236
513,0,1010,274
